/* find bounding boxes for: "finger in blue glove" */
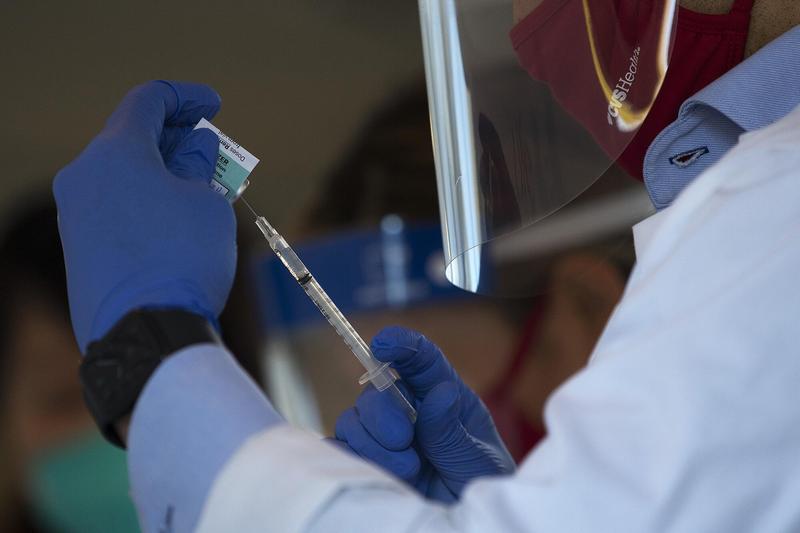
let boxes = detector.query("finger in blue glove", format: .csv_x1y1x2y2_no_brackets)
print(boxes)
335,400,421,483
416,381,514,497
334,326,515,502
165,128,220,183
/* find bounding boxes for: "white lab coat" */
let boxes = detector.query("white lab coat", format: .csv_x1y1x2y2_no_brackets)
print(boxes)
196,105,800,532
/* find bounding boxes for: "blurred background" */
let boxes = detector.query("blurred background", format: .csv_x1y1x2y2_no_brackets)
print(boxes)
0,2,646,532
0,1,424,225
1,3,426,531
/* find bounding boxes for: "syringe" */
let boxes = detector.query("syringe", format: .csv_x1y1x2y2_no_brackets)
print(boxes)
240,198,417,423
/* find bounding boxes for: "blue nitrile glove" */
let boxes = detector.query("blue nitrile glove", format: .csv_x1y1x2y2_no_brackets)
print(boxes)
334,326,515,503
53,81,234,353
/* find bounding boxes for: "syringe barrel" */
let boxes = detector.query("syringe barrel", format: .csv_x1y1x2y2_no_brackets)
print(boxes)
301,277,381,373
303,275,415,420
256,218,311,281
253,215,417,421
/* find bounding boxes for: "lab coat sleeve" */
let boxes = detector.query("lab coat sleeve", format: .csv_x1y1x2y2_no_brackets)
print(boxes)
197,221,800,533
195,426,438,533
127,344,285,533
195,106,800,532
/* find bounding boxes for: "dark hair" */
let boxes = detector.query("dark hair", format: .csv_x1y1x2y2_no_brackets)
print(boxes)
0,196,70,357
302,85,440,234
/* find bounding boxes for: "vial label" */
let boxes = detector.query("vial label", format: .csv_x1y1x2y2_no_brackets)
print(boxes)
193,118,260,201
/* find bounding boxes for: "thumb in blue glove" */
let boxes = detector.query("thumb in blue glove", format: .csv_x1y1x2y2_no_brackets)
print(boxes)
165,127,221,183
334,326,515,502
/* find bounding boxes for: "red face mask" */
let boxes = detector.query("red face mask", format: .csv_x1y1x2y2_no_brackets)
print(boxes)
511,0,755,180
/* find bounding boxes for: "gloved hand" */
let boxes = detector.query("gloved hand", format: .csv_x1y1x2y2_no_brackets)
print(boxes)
334,326,515,503
53,81,233,353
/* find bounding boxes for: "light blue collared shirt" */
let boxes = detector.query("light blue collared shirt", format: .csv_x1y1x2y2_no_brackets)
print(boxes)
128,345,284,533
644,26,800,210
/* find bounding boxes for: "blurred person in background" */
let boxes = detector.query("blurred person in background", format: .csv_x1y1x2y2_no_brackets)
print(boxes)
0,197,140,533
0,195,261,532
258,88,631,461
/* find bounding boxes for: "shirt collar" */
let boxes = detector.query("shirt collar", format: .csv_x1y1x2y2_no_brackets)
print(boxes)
643,26,800,210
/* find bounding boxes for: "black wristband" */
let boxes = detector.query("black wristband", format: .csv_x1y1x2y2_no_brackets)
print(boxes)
80,309,222,448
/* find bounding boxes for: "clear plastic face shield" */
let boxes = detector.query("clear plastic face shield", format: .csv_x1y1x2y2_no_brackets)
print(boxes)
420,0,678,294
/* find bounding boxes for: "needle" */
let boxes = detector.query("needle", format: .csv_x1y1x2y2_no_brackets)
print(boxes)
240,196,259,220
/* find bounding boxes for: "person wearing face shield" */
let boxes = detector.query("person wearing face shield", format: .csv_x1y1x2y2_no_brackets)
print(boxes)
0,198,140,533
52,0,800,531
0,194,263,533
